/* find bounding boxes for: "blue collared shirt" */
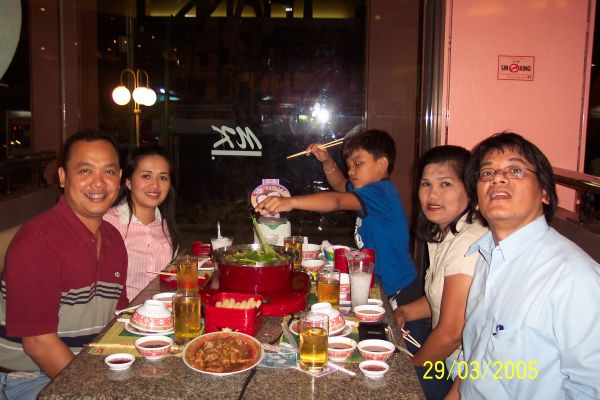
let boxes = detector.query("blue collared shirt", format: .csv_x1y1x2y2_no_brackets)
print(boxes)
460,216,600,399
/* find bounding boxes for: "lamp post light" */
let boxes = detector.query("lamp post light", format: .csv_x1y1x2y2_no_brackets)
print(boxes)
112,69,156,147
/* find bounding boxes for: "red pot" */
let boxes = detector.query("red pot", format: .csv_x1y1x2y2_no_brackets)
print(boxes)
213,244,292,293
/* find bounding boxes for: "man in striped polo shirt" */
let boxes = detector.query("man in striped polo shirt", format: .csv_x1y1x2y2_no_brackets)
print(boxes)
0,130,128,399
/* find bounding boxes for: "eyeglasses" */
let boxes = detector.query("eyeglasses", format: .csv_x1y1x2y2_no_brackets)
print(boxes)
477,165,537,182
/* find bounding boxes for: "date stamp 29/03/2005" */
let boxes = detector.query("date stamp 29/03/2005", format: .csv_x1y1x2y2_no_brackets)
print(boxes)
423,360,539,381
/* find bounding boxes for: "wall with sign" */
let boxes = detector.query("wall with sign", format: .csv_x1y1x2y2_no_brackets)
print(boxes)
441,0,595,211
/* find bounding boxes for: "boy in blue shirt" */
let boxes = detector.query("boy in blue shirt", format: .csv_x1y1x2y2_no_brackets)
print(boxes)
255,129,417,303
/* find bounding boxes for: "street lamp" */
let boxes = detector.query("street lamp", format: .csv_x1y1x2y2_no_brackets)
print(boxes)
112,69,156,147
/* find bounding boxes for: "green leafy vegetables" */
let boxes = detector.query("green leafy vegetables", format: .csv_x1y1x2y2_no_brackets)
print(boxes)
220,216,286,265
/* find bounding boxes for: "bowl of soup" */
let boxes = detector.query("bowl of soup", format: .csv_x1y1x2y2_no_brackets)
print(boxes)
327,336,357,361
135,335,173,360
357,339,395,361
353,305,385,323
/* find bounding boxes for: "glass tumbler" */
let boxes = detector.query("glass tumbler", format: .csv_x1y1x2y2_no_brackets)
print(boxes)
298,311,329,371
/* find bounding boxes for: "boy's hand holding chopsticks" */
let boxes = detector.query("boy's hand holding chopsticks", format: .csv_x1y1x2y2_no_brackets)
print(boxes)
286,138,344,159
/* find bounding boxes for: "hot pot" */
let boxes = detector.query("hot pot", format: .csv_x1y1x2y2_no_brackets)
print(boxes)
213,244,293,294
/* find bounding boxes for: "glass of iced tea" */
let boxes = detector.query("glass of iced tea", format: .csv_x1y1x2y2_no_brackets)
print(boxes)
298,311,329,371
176,255,198,292
173,291,201,345
317,271,340,307
283,236,304,272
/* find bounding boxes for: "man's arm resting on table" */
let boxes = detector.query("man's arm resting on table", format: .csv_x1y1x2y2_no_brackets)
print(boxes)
22,333,74,378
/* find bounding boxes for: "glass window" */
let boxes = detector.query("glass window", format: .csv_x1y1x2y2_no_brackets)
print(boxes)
98,1,366,237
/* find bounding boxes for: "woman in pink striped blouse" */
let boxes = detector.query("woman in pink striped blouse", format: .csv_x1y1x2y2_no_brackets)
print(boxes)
104,145,179,301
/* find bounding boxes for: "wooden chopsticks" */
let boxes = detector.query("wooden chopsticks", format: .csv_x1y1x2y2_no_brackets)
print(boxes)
148,271,177,277
401,328,422,349
286,138,344,159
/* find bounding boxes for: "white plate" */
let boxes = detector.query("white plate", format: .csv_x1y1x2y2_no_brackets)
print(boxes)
288,320,352,337
182,331,263,376
124,322,174,336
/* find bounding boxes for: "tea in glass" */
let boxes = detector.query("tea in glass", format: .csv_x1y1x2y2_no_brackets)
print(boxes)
173,292,201,345
284,236,303,272
317,271,340,306
176,256,198,291
298,311,329,371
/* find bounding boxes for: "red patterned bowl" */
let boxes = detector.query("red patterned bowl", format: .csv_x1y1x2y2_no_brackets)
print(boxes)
357,339,395,361
302,244,322,260
353,305,385,323
310,302,345,334
131,300,173,332
327,336,357,361
135,336,173,360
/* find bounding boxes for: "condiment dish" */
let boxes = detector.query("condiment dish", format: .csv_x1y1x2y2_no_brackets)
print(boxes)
135,335,173,360
327,336,357,361
359,360,389,379
105,353,135,371
353,305,385,323
367,298,383,307
357,339,395,361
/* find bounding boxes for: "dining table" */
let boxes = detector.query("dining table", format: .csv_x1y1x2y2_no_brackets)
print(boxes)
38,269,426,400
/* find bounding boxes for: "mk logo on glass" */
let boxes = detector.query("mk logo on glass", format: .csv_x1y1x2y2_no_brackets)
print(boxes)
211,125,262,157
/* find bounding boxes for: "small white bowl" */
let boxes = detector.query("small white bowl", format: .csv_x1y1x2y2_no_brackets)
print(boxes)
310,302,345,334
353,305,386,323
301,259,325,273
357,339,395,361
367,298,383,307
104,353,135,371
359,360,389,379
134,335,173,360
327,336,357,361
302,243,322,260
152,292,176,309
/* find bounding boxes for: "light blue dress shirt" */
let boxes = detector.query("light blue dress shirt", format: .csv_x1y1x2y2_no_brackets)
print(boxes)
460,216,600,399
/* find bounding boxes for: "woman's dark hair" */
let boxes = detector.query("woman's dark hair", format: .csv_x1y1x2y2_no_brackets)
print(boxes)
464,132,558,224
416,145,474,243
115,145,179,257
342,129,396,174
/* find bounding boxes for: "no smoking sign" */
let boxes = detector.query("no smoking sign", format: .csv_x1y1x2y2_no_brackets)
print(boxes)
498,55,535,81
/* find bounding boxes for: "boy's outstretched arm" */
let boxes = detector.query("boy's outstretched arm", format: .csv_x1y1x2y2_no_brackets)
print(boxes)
306,143,347,192
255,191,362,216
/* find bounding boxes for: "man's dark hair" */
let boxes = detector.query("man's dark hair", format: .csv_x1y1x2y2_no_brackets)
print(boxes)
61,129,119,169
465,132,558,224
416,145,474,243
342,129,396,174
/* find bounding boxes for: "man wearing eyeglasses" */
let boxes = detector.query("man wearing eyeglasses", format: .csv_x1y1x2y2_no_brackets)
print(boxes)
445,132,600,399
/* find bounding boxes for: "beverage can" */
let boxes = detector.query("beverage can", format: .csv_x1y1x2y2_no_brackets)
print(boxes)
334,248,348,273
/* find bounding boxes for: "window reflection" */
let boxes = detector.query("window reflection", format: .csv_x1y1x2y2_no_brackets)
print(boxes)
98,1,365,230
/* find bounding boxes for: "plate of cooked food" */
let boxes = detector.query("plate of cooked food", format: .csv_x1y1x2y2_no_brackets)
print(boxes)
182,331,264,376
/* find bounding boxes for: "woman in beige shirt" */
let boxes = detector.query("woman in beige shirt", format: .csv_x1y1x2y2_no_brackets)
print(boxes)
394,146,487,398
